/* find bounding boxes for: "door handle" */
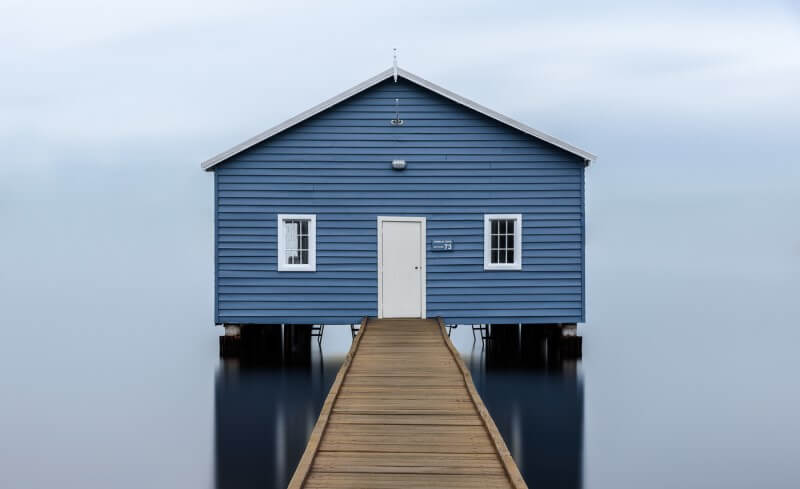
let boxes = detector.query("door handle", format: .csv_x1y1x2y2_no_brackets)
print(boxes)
414,266,419,270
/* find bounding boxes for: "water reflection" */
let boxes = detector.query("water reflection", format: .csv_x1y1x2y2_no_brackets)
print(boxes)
214,327,584,489
214,353,344,489
463,327,584,489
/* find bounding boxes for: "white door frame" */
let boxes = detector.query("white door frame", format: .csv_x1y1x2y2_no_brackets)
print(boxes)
377,216,426,319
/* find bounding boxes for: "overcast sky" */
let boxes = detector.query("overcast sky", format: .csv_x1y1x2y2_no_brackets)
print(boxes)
2,0,799,195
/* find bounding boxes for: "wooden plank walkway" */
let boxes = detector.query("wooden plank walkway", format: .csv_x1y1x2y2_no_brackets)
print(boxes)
288,318,527,489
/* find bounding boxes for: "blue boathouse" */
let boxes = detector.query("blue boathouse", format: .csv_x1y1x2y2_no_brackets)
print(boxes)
202,66,594,333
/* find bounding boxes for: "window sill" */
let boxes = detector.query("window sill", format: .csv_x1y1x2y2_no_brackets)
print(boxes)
277,265,316,272
483,264,522,271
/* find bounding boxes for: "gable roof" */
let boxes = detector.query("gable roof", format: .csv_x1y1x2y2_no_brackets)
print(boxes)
201,67,596,170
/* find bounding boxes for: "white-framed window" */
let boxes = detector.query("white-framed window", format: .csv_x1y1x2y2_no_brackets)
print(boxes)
484,214,522,270
277,214,316,272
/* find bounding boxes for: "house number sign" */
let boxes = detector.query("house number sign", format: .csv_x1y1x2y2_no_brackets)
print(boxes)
431,239,454,251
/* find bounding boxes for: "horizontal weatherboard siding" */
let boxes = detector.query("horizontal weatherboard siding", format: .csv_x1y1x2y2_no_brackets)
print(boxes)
214,78,585,325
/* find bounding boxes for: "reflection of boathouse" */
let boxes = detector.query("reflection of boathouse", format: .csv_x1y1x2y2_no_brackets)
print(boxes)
213,357,341,489
472,326,584,489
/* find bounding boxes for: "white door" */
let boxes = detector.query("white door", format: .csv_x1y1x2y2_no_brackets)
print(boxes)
378,217,425,318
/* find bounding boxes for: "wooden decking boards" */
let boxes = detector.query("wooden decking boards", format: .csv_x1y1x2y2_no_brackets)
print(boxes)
288,318,527,489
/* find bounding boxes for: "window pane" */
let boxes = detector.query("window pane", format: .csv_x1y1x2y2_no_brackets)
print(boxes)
280,217,314,269
283,219,312,265
486,216,519,267
284,221,298,263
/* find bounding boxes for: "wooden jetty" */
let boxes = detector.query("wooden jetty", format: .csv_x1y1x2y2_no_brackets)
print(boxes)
288,318,527,489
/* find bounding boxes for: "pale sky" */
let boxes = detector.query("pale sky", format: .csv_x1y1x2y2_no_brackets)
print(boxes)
2,0,799,197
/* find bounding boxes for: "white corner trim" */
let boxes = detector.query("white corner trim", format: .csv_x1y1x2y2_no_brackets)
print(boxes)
201,67,595,170
484,214,523,271
377,216,426,319
277,214,317,272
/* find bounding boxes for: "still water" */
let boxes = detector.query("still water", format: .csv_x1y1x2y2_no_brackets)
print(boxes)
1,181,798,488
213,328,582,489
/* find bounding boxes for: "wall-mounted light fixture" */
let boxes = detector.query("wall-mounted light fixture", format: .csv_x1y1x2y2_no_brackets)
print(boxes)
391,159,407,171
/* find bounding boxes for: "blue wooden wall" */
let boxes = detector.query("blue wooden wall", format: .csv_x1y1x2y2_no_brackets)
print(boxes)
214,78,585,325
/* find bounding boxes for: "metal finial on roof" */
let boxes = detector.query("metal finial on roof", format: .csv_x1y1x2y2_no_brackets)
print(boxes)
393,48,398,82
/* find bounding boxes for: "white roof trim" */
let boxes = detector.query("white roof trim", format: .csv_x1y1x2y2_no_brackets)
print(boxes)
201,67,595,170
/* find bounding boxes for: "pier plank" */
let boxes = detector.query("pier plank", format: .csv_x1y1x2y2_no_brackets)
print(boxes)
327,413,483,425
304,473,512,489
312,451,505,474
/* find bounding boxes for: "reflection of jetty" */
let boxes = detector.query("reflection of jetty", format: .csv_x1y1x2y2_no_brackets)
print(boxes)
288,318,527,489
